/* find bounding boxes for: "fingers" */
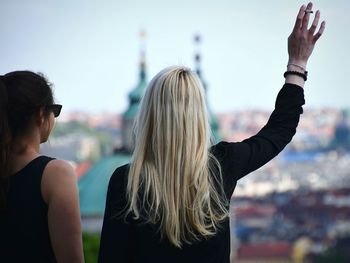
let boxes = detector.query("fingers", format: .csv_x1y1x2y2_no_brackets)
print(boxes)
301,2,313,31
293,5,307,31
313,21,326,44
309,10,320,35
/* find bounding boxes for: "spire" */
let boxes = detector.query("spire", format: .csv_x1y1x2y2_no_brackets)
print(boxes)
193,34,221,143
194,34,202,80
139,29,147,82
122,30,148,152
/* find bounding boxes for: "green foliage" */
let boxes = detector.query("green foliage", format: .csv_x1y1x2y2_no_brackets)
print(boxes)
83,233,100,263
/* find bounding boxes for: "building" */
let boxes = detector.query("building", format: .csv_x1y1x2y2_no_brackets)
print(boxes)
332,109,350,150
236,242,293,263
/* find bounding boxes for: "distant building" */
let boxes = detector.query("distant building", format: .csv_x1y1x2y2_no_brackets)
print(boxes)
41,133,101,162
236,242,293,263
194,34,221,142
122,33,148,152
332,109,350,150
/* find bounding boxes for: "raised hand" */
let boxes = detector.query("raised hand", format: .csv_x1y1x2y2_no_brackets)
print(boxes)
288,2,326,69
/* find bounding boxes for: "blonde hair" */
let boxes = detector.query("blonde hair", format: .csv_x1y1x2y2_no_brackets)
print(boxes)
126,66,228,247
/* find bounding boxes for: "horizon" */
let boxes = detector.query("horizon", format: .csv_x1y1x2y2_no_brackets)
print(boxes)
57,105,349,116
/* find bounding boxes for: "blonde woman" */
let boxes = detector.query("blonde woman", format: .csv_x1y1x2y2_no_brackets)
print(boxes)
99,3,325,263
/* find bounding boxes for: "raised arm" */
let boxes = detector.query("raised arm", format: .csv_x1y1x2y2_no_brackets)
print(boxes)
218,3,325,181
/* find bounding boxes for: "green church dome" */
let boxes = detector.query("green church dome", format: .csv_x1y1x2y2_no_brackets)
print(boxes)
79,154,130,217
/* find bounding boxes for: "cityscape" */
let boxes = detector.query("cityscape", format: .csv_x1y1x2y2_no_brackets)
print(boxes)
42,81,350,262
2,0,350,262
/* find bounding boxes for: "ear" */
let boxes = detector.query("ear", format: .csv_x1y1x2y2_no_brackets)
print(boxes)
35,107,46,127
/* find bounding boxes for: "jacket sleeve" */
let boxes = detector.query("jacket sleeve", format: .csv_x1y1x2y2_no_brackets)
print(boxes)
220,83,305,181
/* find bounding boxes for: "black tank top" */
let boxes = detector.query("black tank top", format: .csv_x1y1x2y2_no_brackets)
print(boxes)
0,156,57,263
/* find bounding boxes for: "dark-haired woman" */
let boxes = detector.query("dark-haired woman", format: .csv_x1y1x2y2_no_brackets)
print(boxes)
0,71,84,262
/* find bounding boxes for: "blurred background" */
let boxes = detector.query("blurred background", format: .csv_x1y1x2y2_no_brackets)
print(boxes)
1,0,349,262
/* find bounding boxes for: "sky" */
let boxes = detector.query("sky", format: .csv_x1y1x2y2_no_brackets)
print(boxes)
0,0,349,114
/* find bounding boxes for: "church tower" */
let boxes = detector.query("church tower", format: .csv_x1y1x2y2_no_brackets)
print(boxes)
122,31,148,153
194,34,221,142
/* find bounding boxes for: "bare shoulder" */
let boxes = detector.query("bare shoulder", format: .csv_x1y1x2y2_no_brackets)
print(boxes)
42,159,77,203
45,159,75,176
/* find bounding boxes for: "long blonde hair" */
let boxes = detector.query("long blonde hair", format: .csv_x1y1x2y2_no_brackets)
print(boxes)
126,66,228,247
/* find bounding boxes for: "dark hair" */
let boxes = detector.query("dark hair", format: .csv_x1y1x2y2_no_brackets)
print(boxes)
0,71,54,208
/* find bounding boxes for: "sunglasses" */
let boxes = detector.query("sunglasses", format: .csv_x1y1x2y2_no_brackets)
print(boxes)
45,104,62,118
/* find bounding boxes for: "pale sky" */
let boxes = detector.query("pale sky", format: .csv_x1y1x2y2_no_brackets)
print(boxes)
0,0,349,113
